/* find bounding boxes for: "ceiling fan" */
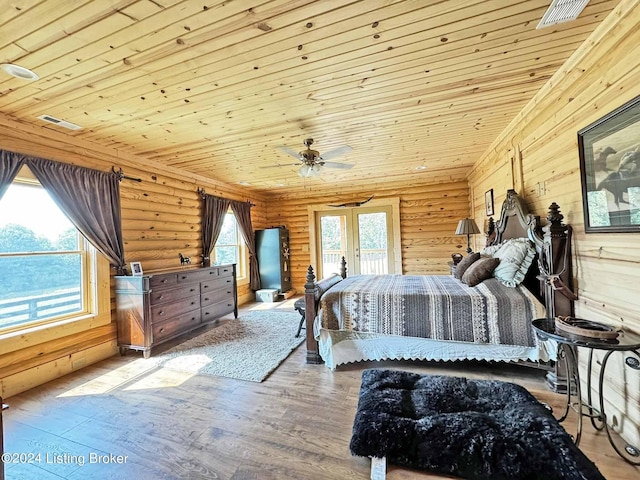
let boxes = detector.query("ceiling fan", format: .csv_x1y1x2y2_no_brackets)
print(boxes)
275,138,353,177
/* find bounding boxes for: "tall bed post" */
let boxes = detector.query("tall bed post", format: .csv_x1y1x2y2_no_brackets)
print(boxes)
541,202,575,393
542,202,575,319
304,257,348,364
304,266,322,364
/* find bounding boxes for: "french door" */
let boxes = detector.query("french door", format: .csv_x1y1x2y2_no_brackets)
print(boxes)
315,206,395,278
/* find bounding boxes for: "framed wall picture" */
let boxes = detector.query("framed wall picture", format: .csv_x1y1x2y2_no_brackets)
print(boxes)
579,95,640,233
130,262,143,276
485,189,494,216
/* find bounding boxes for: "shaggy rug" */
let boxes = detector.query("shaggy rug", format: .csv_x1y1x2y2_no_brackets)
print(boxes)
350,369,605,480
150,310,304,382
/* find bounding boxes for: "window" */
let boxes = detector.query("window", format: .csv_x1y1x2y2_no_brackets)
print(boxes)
0,171,100,332
213,211,247,280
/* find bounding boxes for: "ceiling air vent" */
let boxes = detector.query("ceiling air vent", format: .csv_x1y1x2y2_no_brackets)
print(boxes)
37,114,82,130
536,0,590,29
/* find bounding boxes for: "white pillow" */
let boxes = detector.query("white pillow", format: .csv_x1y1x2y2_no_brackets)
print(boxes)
488,238,536,287
480,243,502,257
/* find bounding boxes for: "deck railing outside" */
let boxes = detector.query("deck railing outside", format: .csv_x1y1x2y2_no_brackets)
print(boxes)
0,288,82,329
322,249,387,276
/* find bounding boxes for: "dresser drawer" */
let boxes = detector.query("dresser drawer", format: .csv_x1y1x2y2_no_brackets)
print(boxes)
153,309,202,342
217,265,234,277
201,275,234,293
201,287,234,307
202,300,235,322
177,268,219,284
150,273,178,289
149,284,199,305
151,295,200,322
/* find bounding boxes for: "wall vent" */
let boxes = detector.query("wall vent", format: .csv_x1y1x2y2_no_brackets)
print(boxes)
37,114,82,130
536,0,590,29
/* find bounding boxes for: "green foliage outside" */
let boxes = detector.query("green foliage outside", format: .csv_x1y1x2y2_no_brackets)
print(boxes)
0,223,82,301
213,213,239,265
320,213,387,250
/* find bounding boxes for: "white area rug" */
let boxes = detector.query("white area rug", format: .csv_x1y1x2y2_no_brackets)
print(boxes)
151,309,304,382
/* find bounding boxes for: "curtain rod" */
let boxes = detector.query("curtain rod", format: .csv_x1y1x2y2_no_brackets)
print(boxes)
197,187,255,207
112,166,142,182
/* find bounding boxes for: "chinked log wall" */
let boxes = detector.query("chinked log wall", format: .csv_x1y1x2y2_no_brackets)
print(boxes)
0,117,267,398
263,175,471,292
468,0,640,446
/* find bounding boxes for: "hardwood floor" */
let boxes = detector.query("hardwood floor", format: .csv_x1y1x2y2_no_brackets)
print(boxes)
2,299,639,479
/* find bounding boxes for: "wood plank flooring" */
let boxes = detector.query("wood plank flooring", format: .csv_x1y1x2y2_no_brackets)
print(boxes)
2,299,639,479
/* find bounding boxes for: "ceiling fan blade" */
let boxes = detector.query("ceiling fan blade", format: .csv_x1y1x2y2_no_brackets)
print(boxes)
322,161,354,170
277,146,302,159
318,145,352,161
260,163,300,169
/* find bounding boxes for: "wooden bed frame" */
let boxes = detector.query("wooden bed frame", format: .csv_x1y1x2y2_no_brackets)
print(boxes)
303,190,575,385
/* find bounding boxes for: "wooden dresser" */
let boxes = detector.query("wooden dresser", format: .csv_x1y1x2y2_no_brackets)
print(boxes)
115,264,237,358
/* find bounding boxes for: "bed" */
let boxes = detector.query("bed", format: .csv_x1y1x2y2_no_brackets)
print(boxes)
302,190,575,371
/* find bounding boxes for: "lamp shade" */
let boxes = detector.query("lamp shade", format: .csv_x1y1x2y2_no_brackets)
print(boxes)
455,218,480,235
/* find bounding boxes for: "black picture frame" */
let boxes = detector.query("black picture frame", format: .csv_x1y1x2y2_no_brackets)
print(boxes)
485,189,494,216
579,95,640,233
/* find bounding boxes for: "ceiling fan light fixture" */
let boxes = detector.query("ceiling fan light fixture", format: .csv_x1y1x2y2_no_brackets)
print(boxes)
298,164,322,177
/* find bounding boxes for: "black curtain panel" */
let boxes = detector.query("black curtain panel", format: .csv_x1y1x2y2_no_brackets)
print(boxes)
26,156,127,275
230,200,260,291
0,150,27,200
201,194,230,267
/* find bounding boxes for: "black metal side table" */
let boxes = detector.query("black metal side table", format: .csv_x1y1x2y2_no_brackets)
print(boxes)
532,318,640,465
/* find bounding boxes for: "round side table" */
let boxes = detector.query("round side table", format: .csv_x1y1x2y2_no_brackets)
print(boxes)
532,318,640,465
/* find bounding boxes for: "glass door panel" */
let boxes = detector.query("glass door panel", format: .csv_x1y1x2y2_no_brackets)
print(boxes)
318,214,348,278
355,211,389,274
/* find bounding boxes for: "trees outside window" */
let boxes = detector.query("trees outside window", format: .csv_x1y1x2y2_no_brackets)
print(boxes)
213,212,246,279
0,180,94,331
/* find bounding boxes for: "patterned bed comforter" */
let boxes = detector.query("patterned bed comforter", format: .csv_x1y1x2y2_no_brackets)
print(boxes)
318,274,544,347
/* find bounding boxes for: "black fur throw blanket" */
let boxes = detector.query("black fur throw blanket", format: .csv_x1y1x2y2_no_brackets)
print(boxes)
349,369,605,480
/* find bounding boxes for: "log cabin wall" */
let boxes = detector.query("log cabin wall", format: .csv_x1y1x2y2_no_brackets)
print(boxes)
0,116,267,398
263,175,470,292
467,0,640,447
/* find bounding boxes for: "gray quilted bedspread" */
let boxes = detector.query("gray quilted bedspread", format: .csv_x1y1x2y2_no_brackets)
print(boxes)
318,275,541,347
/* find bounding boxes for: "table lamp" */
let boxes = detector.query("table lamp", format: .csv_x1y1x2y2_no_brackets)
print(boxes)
455,218,480,253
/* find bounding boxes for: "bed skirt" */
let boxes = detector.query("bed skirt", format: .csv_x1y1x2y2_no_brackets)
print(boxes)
316,329,557,370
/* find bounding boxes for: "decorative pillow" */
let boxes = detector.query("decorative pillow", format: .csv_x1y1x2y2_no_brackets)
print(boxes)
480,243,502,257
454,252,480,280
462,257,500,287
491,238,536,287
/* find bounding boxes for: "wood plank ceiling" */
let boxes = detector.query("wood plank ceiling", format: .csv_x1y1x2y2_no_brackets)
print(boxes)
0,0,617,194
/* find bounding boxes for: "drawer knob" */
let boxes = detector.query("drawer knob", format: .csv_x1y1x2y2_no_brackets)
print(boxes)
191,301,196,305
158,310,164,315
158,295,163,300
190,288,195,292
162,279,168,283
159,327,165,333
